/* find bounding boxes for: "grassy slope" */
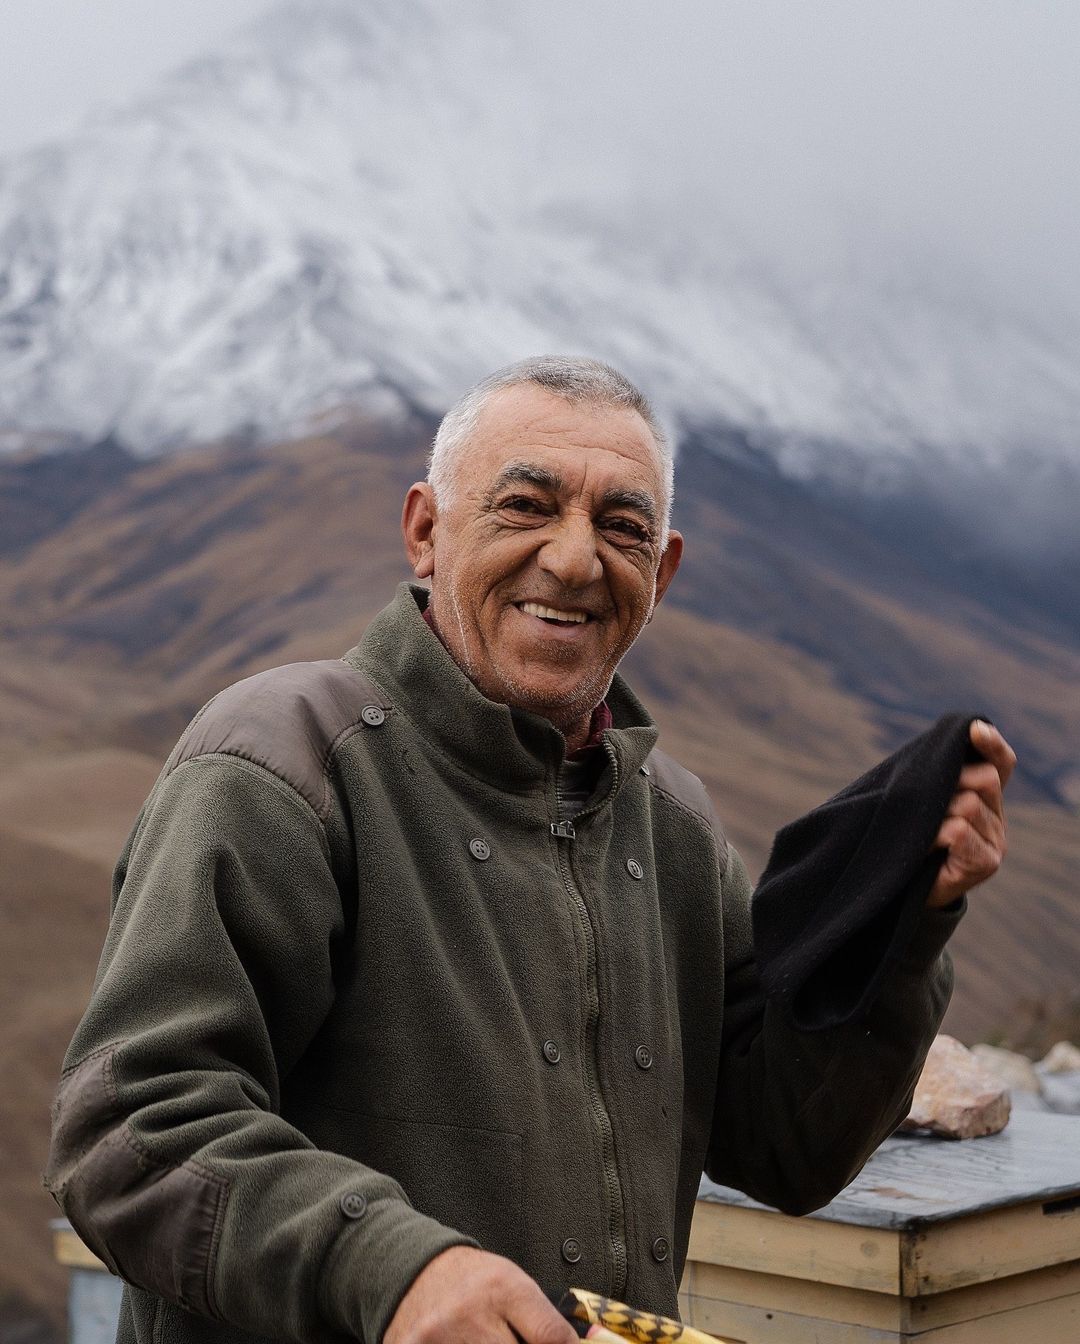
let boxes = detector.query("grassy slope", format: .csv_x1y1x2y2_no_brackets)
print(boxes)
1,427,1076,1325
0,759,160,1332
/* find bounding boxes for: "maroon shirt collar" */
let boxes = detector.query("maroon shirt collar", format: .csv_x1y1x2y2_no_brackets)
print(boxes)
575,699,613,755
421,605,611,756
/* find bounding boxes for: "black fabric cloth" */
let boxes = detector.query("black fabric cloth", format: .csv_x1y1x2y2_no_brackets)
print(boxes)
557,751,609,820
752,712,986,1031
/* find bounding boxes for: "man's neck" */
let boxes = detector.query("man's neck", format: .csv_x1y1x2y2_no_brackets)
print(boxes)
561,716,594,756
420,603,609,757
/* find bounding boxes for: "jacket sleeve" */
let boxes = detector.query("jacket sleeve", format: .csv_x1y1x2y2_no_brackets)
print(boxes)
45,754,476,1344
706,845,962,1215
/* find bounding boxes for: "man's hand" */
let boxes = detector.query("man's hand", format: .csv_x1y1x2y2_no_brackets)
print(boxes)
383,1245,579,1344
926,719,1017,909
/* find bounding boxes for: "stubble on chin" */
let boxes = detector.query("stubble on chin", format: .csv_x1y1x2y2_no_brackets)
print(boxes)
432,588,623,739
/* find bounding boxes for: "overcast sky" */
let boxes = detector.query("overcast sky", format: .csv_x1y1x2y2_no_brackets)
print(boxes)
1,0,1077,320
521,0,1080,323
0,0,268,152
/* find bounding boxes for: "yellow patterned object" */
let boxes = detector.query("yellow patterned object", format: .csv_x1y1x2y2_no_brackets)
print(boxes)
562,1288,740,1344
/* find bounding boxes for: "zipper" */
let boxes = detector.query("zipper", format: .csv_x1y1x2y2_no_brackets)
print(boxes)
552,747,628,1297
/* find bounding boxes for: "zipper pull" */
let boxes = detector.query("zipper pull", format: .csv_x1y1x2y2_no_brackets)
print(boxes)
550,820,576,840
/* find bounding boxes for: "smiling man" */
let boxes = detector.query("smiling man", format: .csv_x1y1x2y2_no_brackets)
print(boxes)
403,372,682,753
47,357,1014,1344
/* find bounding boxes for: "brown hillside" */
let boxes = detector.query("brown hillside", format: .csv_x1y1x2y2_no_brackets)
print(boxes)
1,830,119,1332
1,425,1076,1329
0,754,162,1330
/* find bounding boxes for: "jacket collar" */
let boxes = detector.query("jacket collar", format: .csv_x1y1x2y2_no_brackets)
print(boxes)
343,583,659,795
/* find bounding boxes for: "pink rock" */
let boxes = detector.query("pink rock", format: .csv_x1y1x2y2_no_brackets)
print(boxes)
901,1035,1011,1138
971,1043,1041,1094
1038,1041,1080,1075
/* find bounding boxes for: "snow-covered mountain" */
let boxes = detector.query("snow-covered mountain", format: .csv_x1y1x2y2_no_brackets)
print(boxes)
1,0,1078,504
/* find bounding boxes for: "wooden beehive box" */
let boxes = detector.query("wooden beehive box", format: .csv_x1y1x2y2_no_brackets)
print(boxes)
679,1110,1080,1342
52,1221,124,1344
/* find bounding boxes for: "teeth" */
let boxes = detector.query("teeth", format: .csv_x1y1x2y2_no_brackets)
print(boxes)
519,602,588,624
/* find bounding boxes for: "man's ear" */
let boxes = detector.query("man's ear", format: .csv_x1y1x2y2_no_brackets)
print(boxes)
652,530,684,608
402,483,438,579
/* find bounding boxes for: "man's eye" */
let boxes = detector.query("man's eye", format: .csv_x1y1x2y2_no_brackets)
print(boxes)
602,517,651,545
502,496,547,515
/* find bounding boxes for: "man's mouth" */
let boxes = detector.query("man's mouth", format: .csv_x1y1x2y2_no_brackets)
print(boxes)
516,601,591,626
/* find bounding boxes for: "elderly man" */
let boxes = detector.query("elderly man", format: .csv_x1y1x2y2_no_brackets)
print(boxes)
47,357,1014,1344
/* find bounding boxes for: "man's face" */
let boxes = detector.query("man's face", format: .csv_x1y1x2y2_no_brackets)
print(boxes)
402,383,683,738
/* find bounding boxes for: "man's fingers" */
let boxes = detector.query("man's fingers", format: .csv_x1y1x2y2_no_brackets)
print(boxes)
927,814,1005,906
926,727,1015,908
971,720,1017,788
935,815,1003,872
946,788,1005,849
383,1247,573,1344
506,1282,578,1344
954,762,1006,823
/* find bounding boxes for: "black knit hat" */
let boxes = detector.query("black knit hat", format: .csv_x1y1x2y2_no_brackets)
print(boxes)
751,712,987,1030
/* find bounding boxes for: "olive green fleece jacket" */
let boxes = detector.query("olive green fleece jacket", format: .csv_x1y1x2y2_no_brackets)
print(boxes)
46,584,961,1344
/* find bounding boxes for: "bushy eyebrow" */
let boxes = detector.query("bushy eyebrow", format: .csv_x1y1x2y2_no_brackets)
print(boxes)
597,488,659,529
486,461,659,530
488,461,563,494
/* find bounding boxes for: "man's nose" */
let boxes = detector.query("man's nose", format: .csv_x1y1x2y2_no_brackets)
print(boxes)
536,515,603,588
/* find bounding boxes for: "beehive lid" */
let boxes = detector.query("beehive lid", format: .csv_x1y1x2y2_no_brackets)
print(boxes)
699,1109,1080,1229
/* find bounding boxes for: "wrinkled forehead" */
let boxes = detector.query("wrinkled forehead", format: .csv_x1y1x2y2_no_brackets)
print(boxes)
470,383,666,491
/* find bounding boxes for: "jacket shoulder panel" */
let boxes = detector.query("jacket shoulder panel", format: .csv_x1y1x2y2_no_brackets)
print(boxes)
165,659,390,820
646,747,729,873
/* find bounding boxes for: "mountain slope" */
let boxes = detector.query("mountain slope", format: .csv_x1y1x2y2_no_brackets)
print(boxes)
2,425,1077,1335
2,425,1076,1025
1,0,1079,525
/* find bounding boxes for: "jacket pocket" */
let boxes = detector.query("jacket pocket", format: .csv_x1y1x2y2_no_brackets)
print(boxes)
151,1297,275,1344
306,1105,525,1267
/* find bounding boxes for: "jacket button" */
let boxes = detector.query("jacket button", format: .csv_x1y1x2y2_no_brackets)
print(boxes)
361,705,385,727
626,859,644,880
469,838,491,861
561,1238,582,1264
542,1039,561,1065
640,763,651,776
634,1044,653,1070
340,1192,367,1219
651,1236,670,1262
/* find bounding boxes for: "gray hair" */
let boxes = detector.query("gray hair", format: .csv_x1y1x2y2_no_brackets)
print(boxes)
428,356,675,547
